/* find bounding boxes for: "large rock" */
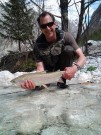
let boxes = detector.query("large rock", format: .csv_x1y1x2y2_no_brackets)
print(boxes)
0,81,101,135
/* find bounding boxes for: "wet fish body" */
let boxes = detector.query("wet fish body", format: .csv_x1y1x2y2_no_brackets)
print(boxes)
11,71,64,86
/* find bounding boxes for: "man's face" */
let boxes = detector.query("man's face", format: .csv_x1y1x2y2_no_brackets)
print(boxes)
39,14,56,40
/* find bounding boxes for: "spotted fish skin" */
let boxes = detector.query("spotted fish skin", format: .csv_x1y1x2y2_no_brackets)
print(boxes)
11,71,64,86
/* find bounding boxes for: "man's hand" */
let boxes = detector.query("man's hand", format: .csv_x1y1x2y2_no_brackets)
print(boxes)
63,65,78,80
21,80,36,90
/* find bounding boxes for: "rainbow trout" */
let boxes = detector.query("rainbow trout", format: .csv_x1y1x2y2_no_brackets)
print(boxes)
11,71,64,86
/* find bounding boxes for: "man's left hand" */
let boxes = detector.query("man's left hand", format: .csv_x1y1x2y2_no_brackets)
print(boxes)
63,65,78,80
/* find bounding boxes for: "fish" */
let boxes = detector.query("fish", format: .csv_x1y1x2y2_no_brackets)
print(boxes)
11,71,64,86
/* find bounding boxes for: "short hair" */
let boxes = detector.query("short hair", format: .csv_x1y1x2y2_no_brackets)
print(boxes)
37,11,55,25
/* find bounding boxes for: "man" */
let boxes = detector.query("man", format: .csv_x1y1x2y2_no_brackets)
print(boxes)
21,11,86,90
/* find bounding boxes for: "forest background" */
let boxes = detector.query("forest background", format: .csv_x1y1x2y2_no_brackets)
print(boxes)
0,0,101,72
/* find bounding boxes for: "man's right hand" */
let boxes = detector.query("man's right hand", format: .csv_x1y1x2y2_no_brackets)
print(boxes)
21,80,36,90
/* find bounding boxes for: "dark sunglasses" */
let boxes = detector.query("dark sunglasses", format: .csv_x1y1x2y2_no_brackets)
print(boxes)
40,22,54,29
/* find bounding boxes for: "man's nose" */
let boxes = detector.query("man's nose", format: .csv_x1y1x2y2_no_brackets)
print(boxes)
46,26,51,30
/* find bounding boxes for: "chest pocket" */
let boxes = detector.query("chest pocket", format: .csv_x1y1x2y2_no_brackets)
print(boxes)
39,39,64,56
39,47,50,56
38,39,64,69
50,39,64,55
39,47,54,67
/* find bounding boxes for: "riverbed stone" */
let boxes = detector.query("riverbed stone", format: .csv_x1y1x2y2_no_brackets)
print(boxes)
0,81,101,135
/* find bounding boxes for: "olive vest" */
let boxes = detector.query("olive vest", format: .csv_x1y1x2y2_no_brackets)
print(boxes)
37,30,65,70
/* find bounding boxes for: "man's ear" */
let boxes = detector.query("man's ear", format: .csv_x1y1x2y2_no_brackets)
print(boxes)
54,22,56,25
53,22,57,28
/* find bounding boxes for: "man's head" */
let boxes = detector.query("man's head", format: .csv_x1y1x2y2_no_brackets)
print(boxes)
37,11,55,25
37,11,57,42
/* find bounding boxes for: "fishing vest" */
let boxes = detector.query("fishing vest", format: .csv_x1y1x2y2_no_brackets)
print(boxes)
38,30,66,70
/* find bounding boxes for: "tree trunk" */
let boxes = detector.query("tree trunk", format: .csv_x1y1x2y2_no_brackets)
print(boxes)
18,40,21,52
60,0,68,31
76,0,85,43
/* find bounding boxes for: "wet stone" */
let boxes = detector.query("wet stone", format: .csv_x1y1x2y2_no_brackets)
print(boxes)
0,81,101,135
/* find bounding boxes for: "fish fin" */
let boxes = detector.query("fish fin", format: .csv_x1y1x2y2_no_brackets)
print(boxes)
42,84,49,89
40,71,47,73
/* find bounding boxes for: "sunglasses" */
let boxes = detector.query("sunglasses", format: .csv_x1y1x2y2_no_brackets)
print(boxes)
40,22,54,29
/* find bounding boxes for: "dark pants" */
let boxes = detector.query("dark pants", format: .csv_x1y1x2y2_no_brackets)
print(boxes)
59,45,75,70
46,45,75,72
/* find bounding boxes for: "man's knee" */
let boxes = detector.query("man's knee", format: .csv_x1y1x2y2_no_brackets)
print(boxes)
63,45,75,56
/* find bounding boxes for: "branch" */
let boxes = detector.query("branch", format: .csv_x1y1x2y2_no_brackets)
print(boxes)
30,0,61,18
69,1,81,7
85,0,101,10
73,0,79,16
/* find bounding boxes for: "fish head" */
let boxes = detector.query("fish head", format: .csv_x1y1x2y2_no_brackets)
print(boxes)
10,78,23,84
10,78,18,84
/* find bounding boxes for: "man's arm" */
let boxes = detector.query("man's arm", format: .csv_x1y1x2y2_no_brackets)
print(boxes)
36,62,45,72
74,48,86,68
63,48,86,80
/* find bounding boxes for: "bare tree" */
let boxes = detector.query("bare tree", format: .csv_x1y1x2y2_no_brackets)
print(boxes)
76,0,101,43
29,0,61,18
60,0,71,31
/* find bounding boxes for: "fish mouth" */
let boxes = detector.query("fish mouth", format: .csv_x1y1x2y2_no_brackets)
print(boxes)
10,80,15,83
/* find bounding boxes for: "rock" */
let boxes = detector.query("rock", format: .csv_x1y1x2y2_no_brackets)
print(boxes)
0,82,101,134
